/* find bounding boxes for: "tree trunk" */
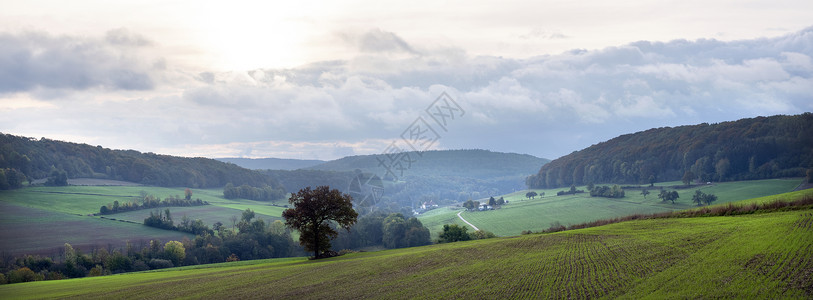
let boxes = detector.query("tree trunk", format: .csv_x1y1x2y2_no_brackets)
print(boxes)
313,223,320,259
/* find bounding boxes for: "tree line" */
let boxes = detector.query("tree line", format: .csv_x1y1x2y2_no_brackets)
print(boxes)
0,168,26,190
589,185,625,198
99,192,208,215
527,113,813,188
0,209,301,284
222,183,286,201
0,133,281,189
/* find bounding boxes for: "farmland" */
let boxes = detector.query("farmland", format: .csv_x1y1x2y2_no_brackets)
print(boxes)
0,184,287,255
0,178,802,257
2,190,811,299
0,201,192,256
421,178,802,237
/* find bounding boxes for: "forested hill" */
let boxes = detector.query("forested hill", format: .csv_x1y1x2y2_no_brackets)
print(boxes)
0,133,281,189
527,113,813,189
215,157,325,170
308,149,549,179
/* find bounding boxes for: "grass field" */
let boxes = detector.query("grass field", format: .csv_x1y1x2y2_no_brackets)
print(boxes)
3,192,810,299
0,184,287,256
0,201,192,255
420,178,802,237
416,206,468,240
0,178,802,256
111,205,284,228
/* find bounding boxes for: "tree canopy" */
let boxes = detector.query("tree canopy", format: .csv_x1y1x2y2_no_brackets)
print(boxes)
282,186,358,259
0,133,281,189
438,224,471,243
527,113,813,188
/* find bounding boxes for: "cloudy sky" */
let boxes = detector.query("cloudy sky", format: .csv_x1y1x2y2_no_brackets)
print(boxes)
1,1,812,161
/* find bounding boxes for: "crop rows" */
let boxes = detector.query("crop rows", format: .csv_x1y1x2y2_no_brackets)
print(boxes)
3,209,812,299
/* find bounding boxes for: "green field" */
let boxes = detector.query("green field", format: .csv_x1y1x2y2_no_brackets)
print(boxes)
0,201,192,255
3,190,810,299
415,206,467,240
0,178,802,256
0,185,288,255
421,178,802,237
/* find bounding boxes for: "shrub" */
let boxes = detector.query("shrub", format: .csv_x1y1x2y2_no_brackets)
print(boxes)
546,221,566,233
45,271,64,280
148,259,174,269
470,230,496,240
87,265,106,277
132,260,150,272
338,249,358,256
8,267,43,283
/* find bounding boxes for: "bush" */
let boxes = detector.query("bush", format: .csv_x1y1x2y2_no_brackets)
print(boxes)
438,224,471,243
470,230,496,240
0,273,6,284
545,221,567,233
87,265,108,277
45,271,64,280
7,267,43,283
148,259,174,269
132,260,150,272
338,249,358,256
589,185,625,198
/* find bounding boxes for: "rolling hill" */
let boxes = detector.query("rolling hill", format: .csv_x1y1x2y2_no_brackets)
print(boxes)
3,190,811,299
0,133,282,189
300,149,550,210
527,113,813,189
309,149,549,179
419,178,803,238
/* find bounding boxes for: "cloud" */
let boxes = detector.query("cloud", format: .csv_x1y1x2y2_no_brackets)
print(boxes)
3,26,813,160
339,28,419,55
358,28,418,54
520,28,569,40
0,30,159,95
105,28,152,47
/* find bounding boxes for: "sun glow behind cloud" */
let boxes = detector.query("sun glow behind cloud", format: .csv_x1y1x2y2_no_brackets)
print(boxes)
1,1,813,160
195,2,315,71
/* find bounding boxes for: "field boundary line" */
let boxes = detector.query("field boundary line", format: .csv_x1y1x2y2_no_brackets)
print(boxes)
457,211,479,231
30,191,138,198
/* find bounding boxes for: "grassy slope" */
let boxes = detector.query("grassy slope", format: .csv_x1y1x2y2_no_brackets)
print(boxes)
3,192,810,299
0,201,192,255
0,185,287,255
423,178,801,237
417,206,467,240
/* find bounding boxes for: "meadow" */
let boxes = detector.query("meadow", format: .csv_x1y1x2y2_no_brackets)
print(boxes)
0,178,800,256
421,178,802,237
2,190,810,299
0,185,287,255
0,201,191,256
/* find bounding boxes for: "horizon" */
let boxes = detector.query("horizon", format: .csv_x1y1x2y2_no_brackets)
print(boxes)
7,111,807,163
2,1,812,161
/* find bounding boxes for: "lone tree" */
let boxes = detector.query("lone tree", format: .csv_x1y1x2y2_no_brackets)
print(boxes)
438,224,471,243
641,189,650,199
682,170,695,186
282,186,358,259
658,189,679,204
526,191,538,200
692,190,718,206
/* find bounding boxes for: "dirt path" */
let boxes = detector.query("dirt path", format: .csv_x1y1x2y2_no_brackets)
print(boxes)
457,211,479,231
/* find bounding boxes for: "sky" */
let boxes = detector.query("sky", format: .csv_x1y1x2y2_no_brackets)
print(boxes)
1,1,812,161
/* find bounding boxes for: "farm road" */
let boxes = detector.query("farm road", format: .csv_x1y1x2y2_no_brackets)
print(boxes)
457,211,479,231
